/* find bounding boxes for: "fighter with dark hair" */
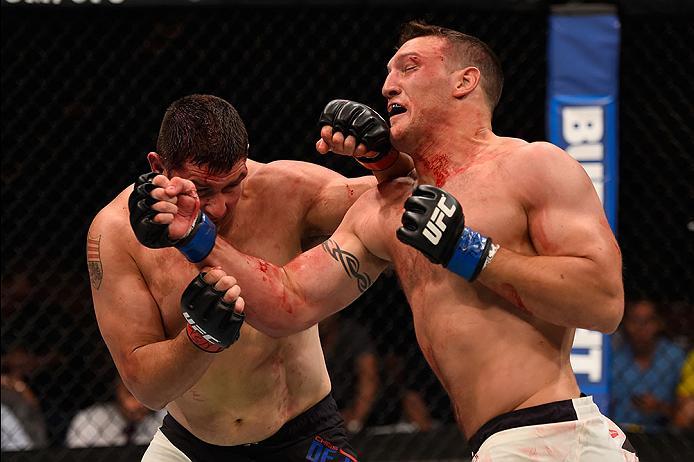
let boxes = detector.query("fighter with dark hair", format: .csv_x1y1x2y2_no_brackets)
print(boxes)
89,94,411,461
144,22,637,460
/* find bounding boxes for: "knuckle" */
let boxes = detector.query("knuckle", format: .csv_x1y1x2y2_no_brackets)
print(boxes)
332,132,345,144
321,125,333,139
152,175,167,186
206,268,224,281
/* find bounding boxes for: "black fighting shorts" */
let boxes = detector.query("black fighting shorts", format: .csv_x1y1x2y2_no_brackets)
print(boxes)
160,394,358,462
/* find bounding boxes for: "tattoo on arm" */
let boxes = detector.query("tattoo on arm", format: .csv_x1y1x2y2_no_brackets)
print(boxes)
87,234,103,290
321,239,372,293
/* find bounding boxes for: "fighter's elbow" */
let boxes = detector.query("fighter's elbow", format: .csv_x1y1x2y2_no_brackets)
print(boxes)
119,356,173,410
593,292,624,334
138,395,168,412
245,308,315,339
266,313,317,338
120,371,169,411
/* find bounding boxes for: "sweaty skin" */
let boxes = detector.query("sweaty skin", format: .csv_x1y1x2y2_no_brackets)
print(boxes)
193,36,623,439
88,158,386,445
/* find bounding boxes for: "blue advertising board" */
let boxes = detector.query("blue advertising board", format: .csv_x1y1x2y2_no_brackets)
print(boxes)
547,7,620,413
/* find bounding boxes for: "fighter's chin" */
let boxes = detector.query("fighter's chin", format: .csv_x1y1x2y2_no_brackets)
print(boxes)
389,126,411,153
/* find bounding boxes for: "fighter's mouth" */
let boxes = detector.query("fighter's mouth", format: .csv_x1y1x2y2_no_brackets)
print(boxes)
388,103,407,118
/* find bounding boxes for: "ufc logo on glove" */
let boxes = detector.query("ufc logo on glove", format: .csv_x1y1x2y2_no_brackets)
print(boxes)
397,185,496,282
423,196,457,245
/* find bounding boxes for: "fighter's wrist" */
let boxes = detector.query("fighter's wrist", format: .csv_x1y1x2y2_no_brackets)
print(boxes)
354,149,399,171
445,227,496,282
185,323,225,353
175,212,217,263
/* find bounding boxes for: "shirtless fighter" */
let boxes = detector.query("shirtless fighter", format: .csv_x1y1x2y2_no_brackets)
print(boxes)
144,23,638,460
88,94,412,461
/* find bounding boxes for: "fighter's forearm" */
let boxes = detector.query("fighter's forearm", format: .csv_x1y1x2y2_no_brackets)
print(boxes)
122,331,215,410
372,152,415,184
198,238,331,338
477,247,624,333
199,234,380,337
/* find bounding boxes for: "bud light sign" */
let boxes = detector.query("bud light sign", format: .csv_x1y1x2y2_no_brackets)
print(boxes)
548,7,620,413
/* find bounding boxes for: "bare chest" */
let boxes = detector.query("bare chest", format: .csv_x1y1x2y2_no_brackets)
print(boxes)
389,170,531,287
381,173,534,369
138,199,305,338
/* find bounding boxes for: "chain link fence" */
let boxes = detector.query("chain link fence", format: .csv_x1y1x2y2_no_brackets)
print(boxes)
1,1,692,460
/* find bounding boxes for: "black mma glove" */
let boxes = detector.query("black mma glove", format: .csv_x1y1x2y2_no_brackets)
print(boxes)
396,185,497,282
129,172,177,249
128,172,217,262
180,273,245,353
319,99,397,171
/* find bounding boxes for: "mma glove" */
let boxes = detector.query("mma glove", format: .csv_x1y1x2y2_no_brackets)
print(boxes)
128,172,217,262
181,273,245,353
396,185,498,282
319,99,398,171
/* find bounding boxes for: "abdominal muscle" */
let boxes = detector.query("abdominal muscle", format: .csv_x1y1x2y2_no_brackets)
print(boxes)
401,269,580,439
166,324,331,446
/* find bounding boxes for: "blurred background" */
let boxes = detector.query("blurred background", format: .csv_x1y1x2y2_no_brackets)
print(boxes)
1,0,693,460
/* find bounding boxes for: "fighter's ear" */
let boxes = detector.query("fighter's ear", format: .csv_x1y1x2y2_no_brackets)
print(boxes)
452,66,481,99
147,152,165,174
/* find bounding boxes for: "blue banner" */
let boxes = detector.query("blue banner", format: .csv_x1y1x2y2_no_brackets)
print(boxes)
547,7,620,414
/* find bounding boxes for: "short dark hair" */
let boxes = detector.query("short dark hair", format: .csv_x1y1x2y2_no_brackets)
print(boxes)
399,21,504,109
156,94,248,175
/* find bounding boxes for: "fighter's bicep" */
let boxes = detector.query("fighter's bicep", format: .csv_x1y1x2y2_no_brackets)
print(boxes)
88,228,166,367
526,153,618,261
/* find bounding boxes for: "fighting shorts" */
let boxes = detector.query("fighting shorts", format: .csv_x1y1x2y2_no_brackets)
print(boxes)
142,394,358,462
470,395,638,461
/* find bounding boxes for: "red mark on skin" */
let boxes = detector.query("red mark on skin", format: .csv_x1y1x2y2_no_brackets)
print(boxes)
422,154,452,187
421,153,474,187
532,215,558,254
257,260,268,273
500,283,531,314
346,185,355,197
279,289,292,314
521,447,538,459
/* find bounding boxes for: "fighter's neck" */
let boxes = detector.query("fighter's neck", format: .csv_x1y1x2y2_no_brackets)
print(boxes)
411,127,496,187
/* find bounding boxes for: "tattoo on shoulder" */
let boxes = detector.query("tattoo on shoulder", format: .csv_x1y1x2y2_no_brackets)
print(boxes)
87,233,103,290
321,239,372,293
